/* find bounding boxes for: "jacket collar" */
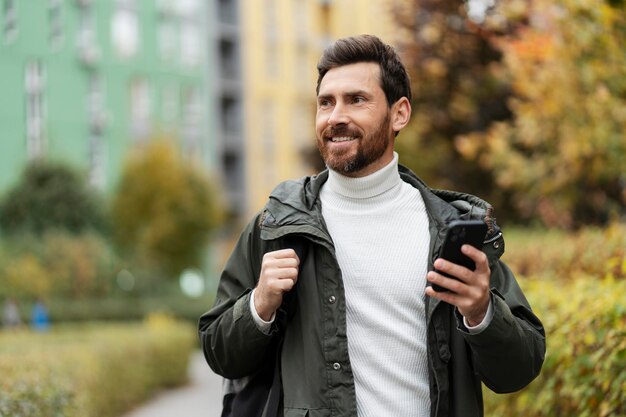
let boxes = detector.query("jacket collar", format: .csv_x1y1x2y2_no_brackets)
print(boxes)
264,164,494,234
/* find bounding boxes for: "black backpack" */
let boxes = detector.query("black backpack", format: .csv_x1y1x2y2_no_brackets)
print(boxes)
221,236,309,417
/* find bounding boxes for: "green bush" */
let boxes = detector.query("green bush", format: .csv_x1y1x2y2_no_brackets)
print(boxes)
0,315,196,417
485,223,626,416
502,223,626,282
0,161,108,236
44,293,215,324
484,278,625,417
0,231,118,300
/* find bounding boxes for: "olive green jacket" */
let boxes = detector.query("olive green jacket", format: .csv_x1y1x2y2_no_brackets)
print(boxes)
199,166,546,417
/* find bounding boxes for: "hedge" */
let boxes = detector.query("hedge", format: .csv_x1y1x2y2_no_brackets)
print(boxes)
484,224,626,416
42,294,215,324
0,314,196,417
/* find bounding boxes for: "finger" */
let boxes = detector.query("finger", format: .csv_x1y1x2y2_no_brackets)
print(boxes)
261,265,298,279
433,258,473,284
425,285,462,304
461,245,489,273
266,248,300,262
277,276,296,292
262,252,300,271
427,270,466,294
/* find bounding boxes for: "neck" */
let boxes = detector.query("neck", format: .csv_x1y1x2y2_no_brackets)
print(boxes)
326,152,401,200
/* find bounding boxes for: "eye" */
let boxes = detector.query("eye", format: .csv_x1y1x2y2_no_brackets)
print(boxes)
352,96,366,104
318,98,333,108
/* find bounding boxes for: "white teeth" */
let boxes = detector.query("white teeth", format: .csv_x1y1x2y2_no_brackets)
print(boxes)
331,136,355,142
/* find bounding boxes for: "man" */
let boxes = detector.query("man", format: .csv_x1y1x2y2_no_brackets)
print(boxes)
199,35,545,417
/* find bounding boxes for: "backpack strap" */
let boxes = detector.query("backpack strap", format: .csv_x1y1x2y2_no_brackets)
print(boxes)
223,234,310,417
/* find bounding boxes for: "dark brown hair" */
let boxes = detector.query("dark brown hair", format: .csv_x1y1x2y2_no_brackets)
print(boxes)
316,34,412,107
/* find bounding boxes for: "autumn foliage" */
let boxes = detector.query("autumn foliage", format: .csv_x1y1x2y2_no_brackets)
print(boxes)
395,0,626,227
111,140,223,279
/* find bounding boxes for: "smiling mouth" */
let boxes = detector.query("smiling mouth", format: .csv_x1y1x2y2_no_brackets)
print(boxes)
329,136,357,143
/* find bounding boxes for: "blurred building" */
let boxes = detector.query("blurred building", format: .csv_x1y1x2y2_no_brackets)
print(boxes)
0,0,213,195
209,0,246,218
0,0,401,220
239,0,399,217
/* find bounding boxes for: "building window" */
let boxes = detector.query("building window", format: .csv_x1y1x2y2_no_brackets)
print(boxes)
88,74,107,188
3,0,17,43
221,96,240,135
158,13,177,62
182,87,202,157
180,24,201,68
264,0,279,78
25,61,46,160
77,0,99,65
161,84,179,130
219,38,239,79
111,0,139,58
49,0,63,48
179,0,202,68
130,78,151,141
217,0,237,25
262,100,277,187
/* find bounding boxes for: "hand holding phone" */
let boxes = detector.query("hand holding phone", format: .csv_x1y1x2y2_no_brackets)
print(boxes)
431,220,488,292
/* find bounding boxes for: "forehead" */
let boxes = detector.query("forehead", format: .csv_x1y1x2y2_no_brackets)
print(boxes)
318,62,382,96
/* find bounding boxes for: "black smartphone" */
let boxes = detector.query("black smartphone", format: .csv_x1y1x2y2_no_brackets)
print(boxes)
432,220,488,292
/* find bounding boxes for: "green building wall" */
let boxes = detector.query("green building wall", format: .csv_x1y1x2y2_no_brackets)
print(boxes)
0,0,214,195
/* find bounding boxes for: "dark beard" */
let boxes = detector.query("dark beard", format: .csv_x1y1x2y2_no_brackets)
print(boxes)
318,112,391,175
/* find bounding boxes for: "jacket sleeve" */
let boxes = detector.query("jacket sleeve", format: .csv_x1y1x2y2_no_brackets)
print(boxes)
198,215,276,379
460,260,546,393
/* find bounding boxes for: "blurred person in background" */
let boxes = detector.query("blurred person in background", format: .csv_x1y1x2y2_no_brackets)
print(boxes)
2,297,22,329
31,298,50,331
200,35,545,417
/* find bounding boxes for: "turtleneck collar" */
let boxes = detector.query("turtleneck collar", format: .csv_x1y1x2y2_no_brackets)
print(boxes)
326,152,402,200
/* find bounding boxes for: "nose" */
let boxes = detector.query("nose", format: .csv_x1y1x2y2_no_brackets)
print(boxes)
327,102,349,127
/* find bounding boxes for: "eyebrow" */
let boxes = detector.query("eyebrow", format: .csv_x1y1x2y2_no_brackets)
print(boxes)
317,90,371,99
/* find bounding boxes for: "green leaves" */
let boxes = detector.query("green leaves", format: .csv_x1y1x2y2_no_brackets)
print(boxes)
0,162,107,236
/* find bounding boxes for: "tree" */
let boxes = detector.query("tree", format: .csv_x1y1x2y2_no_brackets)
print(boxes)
0,161,107,235
111,140,223,279
456,0,626,227
392,0,515,213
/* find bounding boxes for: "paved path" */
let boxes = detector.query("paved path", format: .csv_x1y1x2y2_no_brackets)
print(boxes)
121,351,224,417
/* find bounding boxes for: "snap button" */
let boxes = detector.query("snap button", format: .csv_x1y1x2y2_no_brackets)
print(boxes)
333,362,341,370
328,295,336,304
493,240,501,249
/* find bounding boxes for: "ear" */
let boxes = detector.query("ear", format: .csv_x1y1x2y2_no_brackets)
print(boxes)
391,97,411,132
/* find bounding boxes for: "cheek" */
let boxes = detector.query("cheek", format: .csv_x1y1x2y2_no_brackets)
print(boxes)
315,116,327,138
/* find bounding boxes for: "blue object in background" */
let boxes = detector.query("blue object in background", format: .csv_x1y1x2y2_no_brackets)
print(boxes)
31,300,50,331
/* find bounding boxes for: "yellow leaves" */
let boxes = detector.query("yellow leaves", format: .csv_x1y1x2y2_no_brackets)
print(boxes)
2,254,51,299
418,23,442,45
485,273,626,416
111,138,223,277
144,311,179,331
455,0,626,226
422,57,448,79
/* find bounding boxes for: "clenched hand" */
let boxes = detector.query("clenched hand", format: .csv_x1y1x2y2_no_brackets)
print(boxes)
254,249,300,321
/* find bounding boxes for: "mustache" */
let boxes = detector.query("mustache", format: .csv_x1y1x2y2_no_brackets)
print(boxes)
323,125,360,139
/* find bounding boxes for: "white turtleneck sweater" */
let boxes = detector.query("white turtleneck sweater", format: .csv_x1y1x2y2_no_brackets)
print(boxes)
319,153,431,417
